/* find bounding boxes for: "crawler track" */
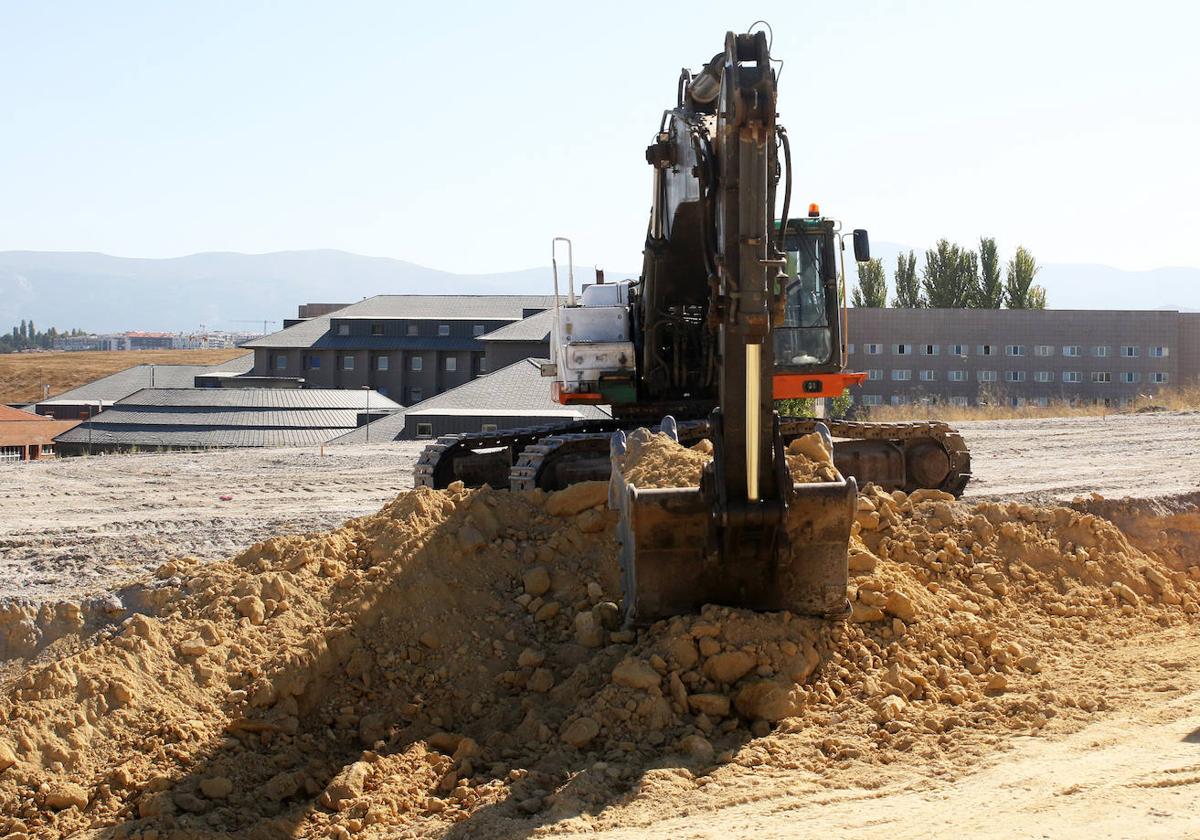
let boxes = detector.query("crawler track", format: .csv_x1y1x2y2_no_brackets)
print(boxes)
416,416,971,496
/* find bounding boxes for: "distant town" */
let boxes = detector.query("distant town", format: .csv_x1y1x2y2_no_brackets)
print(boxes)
1,320,262,353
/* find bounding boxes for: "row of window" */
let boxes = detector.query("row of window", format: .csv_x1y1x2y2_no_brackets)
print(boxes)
413,421,499,439
855,343,1170,358
861,394,1136,408
868,369,1169,384
336,322,490,338
273,353,484,373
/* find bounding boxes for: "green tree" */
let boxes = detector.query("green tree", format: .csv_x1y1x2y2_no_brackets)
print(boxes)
852,258,887,307
19,320,27,341
922,239,976,308
1004,246,1045,309
893,251,923,308
976,237,1004,307
775,398,815,417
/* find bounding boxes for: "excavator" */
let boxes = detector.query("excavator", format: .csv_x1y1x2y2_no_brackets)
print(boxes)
416,29,970,624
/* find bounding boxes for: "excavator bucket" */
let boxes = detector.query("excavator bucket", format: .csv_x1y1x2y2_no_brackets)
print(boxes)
612,451,857,626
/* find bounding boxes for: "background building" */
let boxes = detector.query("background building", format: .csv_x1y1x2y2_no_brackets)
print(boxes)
0,405,78,461
845,309,1200,407
54,387,399,455
243,295,555,404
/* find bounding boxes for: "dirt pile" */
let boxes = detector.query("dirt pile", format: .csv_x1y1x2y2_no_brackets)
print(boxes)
1,475,1198,838
617,430,836,489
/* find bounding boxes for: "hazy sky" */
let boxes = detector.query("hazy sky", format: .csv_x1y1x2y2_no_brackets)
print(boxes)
2,1,1197,274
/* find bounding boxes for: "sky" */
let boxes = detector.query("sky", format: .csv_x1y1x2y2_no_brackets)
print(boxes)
2,0,1198,274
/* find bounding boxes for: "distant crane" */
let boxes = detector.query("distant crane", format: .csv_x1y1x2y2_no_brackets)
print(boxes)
231,319,279,335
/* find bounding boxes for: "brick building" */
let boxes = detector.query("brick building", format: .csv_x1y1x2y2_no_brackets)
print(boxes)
844,309,1200,407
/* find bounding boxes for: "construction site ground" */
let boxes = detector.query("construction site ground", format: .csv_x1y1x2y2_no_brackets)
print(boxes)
1,410,1198,838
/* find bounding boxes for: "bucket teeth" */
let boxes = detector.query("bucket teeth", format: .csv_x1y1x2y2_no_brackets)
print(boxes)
660,415,679,442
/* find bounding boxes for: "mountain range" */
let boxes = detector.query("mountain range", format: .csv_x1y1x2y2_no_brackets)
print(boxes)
0,247,1196,333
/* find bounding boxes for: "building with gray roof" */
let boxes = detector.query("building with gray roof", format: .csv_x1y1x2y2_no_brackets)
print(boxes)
329,358,607,444
243,296,556,405
54,387,400,455
35,354,255,419
477,307,555,369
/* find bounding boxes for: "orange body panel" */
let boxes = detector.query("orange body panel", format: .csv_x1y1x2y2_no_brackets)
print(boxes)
772,371,868,399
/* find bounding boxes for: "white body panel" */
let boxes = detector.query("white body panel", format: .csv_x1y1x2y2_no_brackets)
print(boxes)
550,279,637,394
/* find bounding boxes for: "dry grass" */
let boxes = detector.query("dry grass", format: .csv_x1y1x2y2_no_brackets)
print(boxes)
0,349,250,404
863,385,1200,422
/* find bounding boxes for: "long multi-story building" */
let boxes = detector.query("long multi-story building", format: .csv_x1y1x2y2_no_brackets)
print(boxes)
844,308,1200,407
242,295,555,404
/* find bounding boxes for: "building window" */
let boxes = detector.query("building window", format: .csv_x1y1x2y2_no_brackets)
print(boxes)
407,324,419,337
1063,371,1082,383
1034,371,1052,383
1150,346,1169,358
445,357,457,372
977,370,997,382
1005,345,1025,356
416,422,434,438
919,370,937,381
438,324,450,337
479,357,489,373
1091,371,1111,383
409,387,423,402
376,355,389,371
891,369,912,381
1093,346,1109,357
1034,345,1054,356
950,344,968,357
1121,345,1138,357
371,323,384,336
950,396,970,407
1063,345,1081,357
920,344,939,356
949,370,966,382
864,343,881,355
342,355,354,371
890,395,907,406
847,343,856,355
473,324,486,337
481,422,498,432
411,356,423,371
1009,397,1026,407
1122,371,1140,384
273,354,287,370
978,344,994,356
867,369,883,381
306,354,321,370
1006,370,1026,382
337,323,350,336
861,395,882,406
1152,372,1169,384
893,343,912,355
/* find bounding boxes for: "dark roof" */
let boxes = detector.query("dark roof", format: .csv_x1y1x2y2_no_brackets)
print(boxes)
327,408,409,444
243,295,557,349
54,387,399,449
40,354,255,405
328,358,608,444
116,388,399,410
478,308,555,343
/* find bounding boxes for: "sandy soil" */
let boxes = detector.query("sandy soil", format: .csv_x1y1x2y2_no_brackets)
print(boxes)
0,348,248,403
0,415,1198,838
2,412,1199,603
554,625,1200,840
0,443,424,602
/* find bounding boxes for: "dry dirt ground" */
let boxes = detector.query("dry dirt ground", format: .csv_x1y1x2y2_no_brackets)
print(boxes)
1,412,1198,838
0,349,248,403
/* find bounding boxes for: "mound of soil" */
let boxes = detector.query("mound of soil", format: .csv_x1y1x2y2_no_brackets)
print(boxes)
1,473,1197,839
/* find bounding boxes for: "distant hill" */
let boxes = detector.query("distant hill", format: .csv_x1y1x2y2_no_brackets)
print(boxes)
0,248,1196,332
